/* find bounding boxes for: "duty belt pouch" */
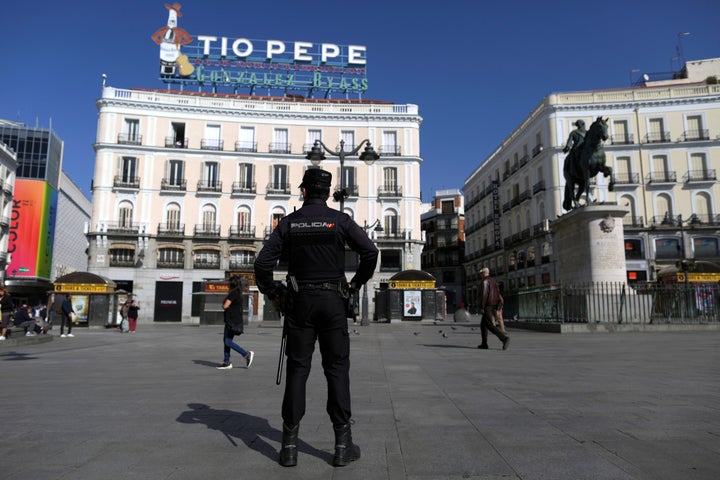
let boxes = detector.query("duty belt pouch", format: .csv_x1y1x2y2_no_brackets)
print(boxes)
345,289,359,319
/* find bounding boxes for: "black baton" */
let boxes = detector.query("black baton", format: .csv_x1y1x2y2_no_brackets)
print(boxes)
276,330,286,385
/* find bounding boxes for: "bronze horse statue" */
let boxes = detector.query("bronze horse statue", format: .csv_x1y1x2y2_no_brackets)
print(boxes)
562,116,615,211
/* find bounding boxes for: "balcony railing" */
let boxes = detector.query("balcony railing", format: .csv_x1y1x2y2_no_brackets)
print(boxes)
622,216,644,228
644,131,671,143
688,214,720,226
113,175,140,189
165,137,188,148
229,260,255,271
109,259,136,267
157,223,185,236
105,222,139,234
646,171,677,184
532,144,544,157
532,180,546,194
613,172,640,185
681,129,710,141
157,260,185,269
193,225,221,237
200,139,224,151
231,181,257,194
335,184,359,197
379,145,402,156
234,141,257,152
197,180,222,192
378,185,402,198
117,133,142,145
610,133,634,145
650,215,677,226
228,225,256,238
269,142,291,154
377,228,410,240
266,182,292,195
161,178,187,191
193,260,221,269
683,169,717,182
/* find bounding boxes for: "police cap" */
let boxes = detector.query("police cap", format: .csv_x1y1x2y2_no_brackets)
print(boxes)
299,168,332,189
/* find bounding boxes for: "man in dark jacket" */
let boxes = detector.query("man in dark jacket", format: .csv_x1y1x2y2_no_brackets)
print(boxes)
477,267,510,350
254,168,378,468
13,303,35,336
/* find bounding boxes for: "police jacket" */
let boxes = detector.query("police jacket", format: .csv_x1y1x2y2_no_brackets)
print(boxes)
254,198,379,295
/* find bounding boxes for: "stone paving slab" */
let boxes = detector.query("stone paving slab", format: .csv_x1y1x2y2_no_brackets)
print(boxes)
2,322,720,479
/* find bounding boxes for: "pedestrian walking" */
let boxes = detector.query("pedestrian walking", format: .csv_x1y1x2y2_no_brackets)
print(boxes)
477,267,510,350
60,295,75,338
216,276,254,369
255,168,378,467
0,287,12,341
127,297,140,333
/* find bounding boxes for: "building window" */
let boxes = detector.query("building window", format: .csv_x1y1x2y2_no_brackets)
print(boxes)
163,203,181,232
307,129,322,148
193,249,221,269
117,156,138,187
380,249,401,271
109,248,135,267
170,122,186,147
341,130,355,150
158,247,185,268
118,201,133,228
199,161,220,190
382,131,399,155
229,250,256,270
270,128,290,153
694,237,719,258
655,238,680,259
624,238,644,259
120,119,141,144
269,165,289,193
236,126,256,152
202,124,222,150
163,159,185,189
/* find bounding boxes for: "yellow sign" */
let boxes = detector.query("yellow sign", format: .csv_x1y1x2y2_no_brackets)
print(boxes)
389,280,435,289
54,283,113,293
677,272,720,283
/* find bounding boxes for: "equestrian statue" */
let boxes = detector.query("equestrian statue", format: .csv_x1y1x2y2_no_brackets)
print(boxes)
562,117,615,211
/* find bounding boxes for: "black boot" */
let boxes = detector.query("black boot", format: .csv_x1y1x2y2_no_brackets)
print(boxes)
279,423,298,467
332,423,361,467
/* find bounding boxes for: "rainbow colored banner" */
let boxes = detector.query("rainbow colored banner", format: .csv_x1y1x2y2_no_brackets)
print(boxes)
6,179,57,280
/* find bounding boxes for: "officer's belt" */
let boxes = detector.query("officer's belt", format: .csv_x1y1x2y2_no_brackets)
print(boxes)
298,282,343,292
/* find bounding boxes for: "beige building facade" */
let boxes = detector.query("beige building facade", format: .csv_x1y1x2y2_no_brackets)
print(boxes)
88,86,423,323
464,69,720,308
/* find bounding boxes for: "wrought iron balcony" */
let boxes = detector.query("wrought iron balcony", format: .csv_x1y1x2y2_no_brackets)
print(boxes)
193,225,221,237
117,133,142,145
613,172,640,185
157,259,185,269
200,139,224,150
229,260,255,271
193,259,221,269
622,216,644,228
379,145,401,156
644,131,671,143
161,178,187,191
532,144,544,157
234,141,257,152
157,223,185,236
105,222,139,234
334,184,359,197
197,180,222,193
228,225,256,238
681,129,710,141
377,228,410,240
646,171,677,184
610,133,634,145
532,180,546,194
113,175,140,189
683,169,716,182
269,142,291,154
165,137,189,148
377,185,402,198
231,181,257,194
266,182,292,195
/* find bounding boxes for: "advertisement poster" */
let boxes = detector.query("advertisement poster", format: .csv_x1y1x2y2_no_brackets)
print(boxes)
6,179,57,279
404,290,422,317
72,295,90,324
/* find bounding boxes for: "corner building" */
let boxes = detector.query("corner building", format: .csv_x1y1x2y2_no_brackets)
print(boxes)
463,59,720,307
89,87,423,323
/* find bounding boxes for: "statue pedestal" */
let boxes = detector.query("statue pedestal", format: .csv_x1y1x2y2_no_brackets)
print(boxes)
553,205,628,285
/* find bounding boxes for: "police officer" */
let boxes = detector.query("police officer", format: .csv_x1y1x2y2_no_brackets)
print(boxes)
254,168,378,467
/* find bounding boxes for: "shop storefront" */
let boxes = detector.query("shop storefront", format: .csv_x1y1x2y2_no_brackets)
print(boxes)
52,272,119,328
374,270,446,322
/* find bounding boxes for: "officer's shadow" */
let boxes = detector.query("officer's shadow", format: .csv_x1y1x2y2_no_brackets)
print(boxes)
176,403,331,464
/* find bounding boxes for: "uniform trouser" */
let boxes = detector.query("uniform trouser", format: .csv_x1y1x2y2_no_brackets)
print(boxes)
480,306,507,345
60,313,72,334
282,289,351,428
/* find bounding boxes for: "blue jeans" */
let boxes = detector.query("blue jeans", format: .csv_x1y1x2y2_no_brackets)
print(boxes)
223,323,248,363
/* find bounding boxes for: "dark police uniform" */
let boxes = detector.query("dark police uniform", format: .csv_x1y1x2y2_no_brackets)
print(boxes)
254,169,378,430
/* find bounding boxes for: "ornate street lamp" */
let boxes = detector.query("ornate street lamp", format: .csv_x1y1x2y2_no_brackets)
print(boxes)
305,139,379,212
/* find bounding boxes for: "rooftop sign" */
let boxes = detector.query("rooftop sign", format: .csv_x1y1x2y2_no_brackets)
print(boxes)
152,3,368,97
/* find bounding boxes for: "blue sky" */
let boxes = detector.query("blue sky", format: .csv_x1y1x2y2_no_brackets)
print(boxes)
1,0,718,201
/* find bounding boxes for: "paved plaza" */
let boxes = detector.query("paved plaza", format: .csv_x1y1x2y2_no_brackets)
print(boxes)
2,321,720,479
